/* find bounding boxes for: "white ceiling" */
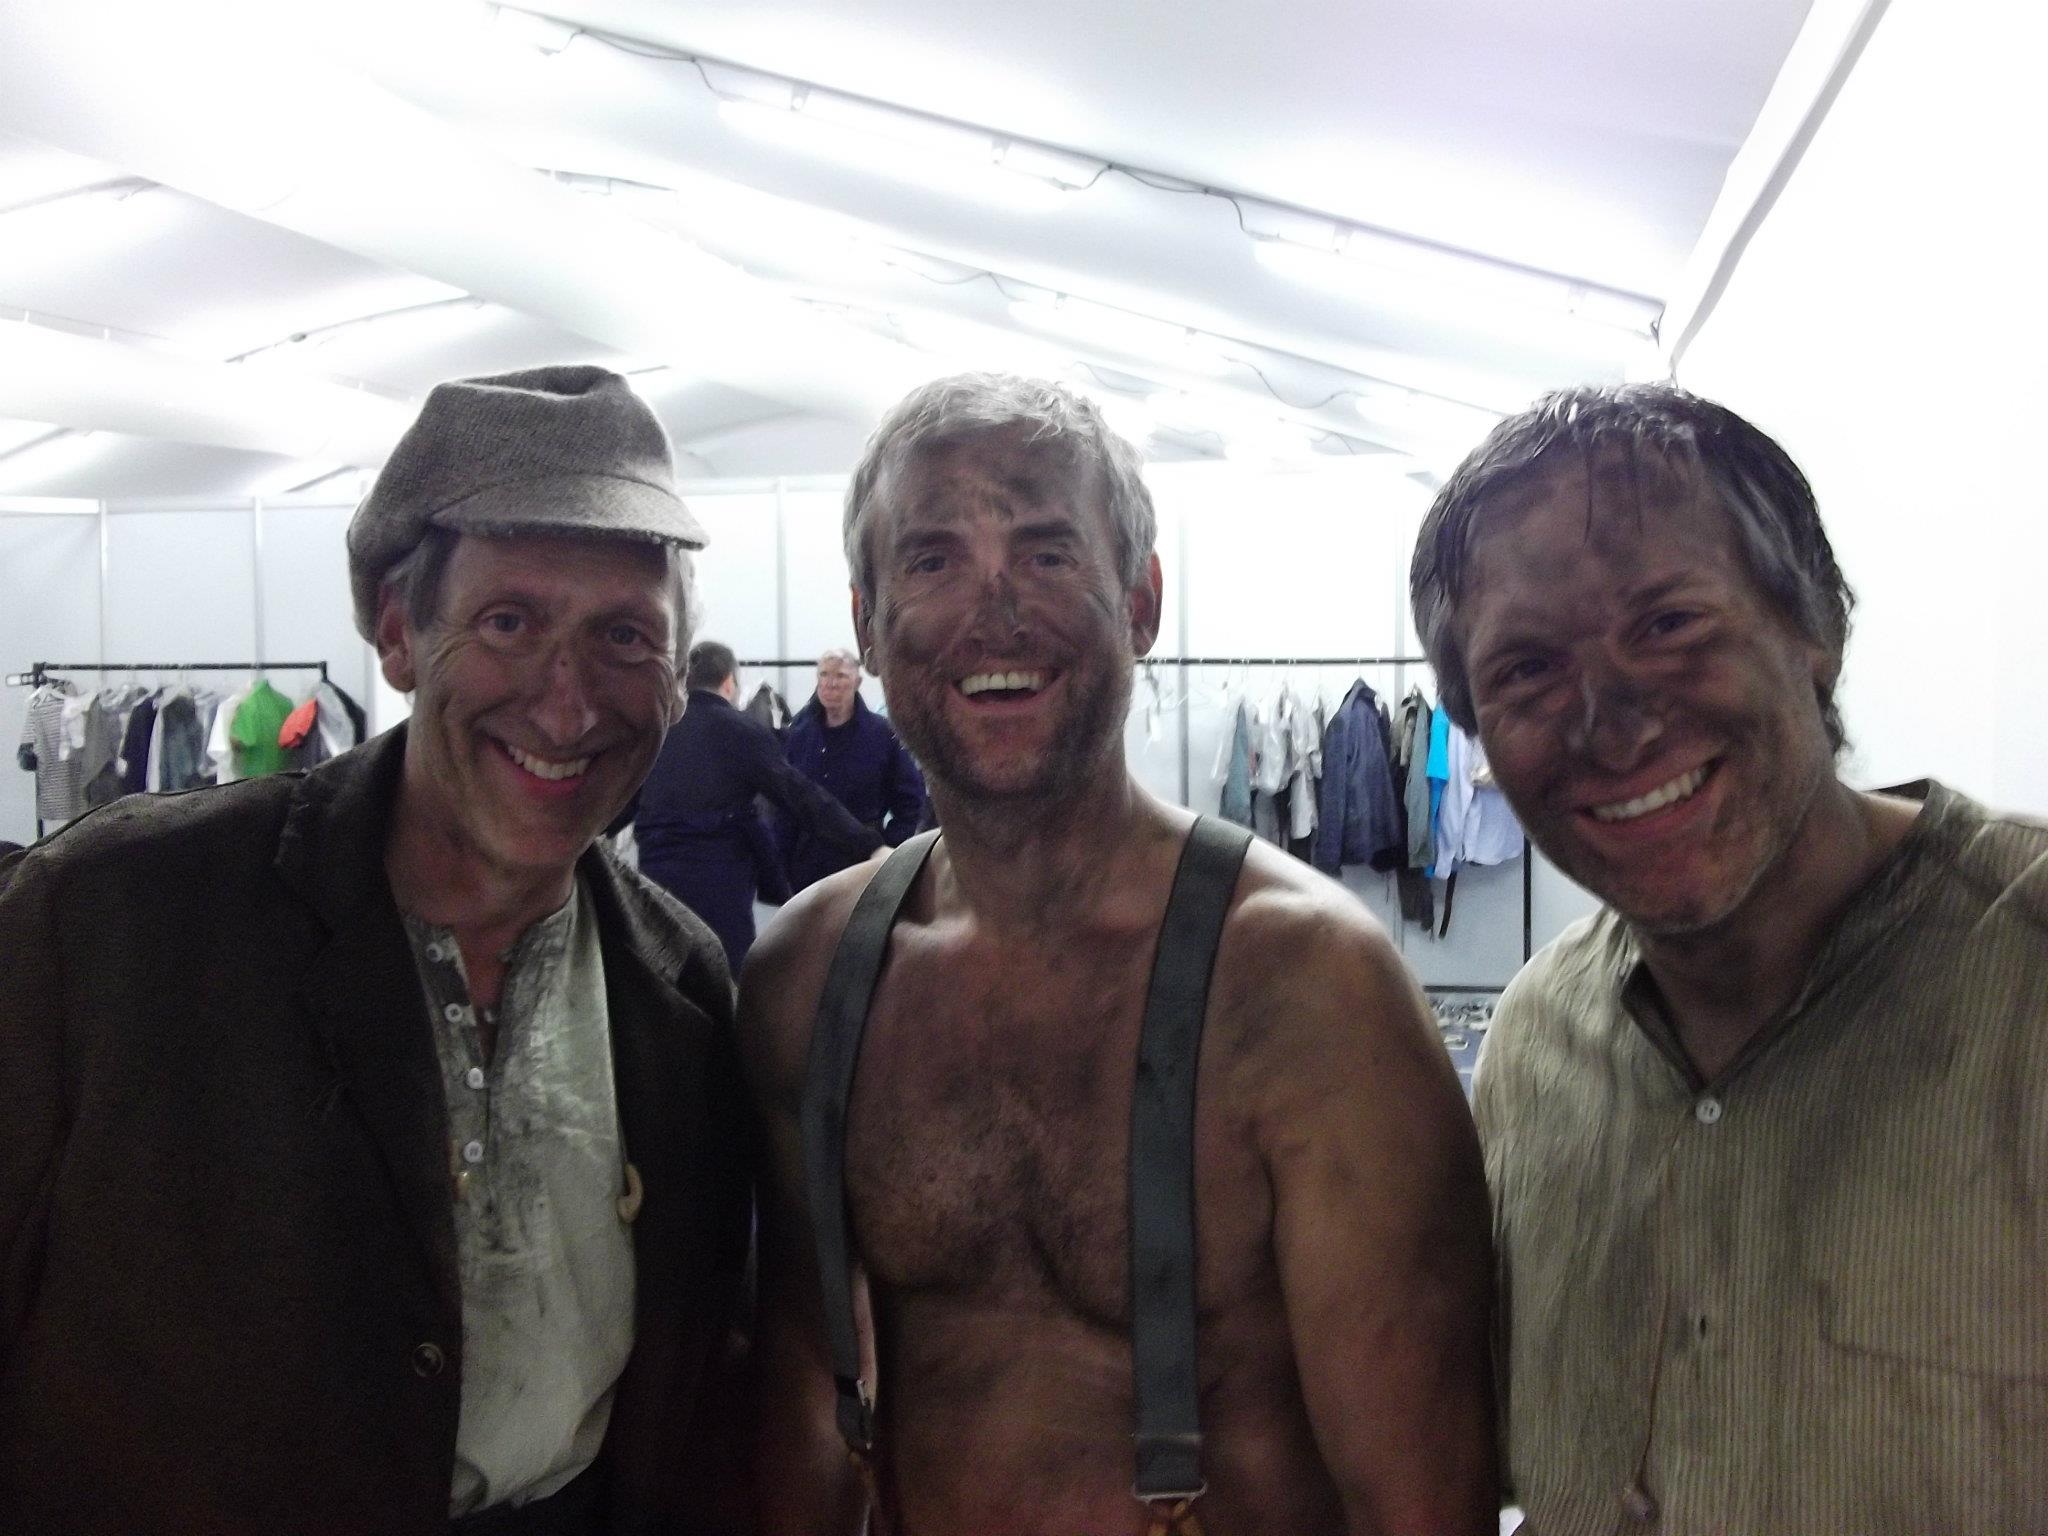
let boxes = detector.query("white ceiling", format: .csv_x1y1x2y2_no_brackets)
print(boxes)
0,0,1815,498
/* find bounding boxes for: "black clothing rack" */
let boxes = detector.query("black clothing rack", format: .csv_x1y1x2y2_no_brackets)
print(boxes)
1178,651,1533,966
10,661,335,839
8,659,330,688
727,652,1532,968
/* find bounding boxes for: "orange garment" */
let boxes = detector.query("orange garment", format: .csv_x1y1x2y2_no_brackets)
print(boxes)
278,696,318,750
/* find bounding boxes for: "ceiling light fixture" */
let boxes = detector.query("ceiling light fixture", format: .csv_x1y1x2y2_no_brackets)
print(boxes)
1253,229,1663,349
716,84,1097,210
1008,296,1232,377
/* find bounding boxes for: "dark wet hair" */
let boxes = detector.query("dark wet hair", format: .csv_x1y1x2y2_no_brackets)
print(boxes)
1410,382,1855,752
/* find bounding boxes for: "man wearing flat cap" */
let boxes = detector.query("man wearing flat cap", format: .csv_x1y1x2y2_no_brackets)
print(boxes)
0,367,752,1535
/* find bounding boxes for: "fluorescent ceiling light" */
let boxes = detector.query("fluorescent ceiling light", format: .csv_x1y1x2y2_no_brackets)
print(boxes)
1009,297,1231,377
1254,234,1662,351
1147,389,1292,440
718,96,1068,211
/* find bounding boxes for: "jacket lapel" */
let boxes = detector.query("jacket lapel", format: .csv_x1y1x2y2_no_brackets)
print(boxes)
275,727,461,1323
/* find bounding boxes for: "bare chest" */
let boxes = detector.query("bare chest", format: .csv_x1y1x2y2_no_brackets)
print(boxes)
845,931,1236,1329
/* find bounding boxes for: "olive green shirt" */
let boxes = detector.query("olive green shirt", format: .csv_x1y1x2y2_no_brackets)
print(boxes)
1477,781,2048,1534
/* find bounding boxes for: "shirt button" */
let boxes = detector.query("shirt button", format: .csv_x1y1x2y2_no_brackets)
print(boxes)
443,1003,467,1025
1621,1482,1659,1522
462,1140,484,1164
1695,1096,1724,1125
426,941,447,962
465,1066,486,1090
411,1342,445,1378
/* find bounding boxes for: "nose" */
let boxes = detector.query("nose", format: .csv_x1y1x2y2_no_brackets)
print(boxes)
1568,661,1665,771
528,642,601,747
968,568,1026,645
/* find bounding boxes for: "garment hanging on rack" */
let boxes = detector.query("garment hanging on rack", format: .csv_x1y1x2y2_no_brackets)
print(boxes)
16,680,84,825
744,682,792,734
1311,679,1402,876
1436,723,1524,874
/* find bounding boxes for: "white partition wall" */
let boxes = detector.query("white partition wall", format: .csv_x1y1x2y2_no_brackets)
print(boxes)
2,470,1596,989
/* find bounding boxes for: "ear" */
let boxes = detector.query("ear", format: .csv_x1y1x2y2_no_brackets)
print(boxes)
373,589,418,693
1127,551,1164,658
851,584,876,670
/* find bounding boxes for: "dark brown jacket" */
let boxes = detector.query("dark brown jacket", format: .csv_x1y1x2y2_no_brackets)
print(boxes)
0,727,752,1534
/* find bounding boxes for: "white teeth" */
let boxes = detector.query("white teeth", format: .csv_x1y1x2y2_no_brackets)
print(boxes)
1591,765,1708,823
958,670,1047,697
506,744,591,781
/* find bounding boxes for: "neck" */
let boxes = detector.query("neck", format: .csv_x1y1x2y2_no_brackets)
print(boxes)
1634,780,1918,1079
824,702,855,727
928,754,1165,939
383,773,577,955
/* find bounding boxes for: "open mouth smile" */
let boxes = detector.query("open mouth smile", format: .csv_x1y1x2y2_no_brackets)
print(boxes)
1587,763,1712,824
956,669,1051,700
499,741,593,782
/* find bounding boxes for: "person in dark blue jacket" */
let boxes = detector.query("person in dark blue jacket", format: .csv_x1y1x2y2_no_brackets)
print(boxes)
775,647,928,894
632,641,879,969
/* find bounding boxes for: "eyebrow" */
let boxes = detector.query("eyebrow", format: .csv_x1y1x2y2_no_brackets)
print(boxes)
1012,517,1080,541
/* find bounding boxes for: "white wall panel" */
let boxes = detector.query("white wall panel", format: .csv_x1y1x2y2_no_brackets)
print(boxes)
102,510,258,664
0,514,101,844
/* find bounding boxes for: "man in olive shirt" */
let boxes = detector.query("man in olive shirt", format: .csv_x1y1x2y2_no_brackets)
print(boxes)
1411,383,2048,1533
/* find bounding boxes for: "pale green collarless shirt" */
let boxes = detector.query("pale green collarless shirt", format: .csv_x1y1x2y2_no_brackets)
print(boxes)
405,880,636,1517
1477,781,2048,1534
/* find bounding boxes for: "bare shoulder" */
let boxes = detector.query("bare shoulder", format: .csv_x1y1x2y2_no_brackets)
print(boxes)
735,861,887,1110
1208,839,1460,1131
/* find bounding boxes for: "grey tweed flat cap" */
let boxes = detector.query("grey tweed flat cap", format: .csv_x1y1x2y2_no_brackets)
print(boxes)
347,364,706,639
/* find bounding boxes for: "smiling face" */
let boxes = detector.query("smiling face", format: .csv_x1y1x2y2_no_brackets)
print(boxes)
1455,458,1840,934
853,430,1160,806
377,531,682,885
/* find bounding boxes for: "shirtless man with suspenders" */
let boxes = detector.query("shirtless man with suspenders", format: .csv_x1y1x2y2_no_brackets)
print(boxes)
739,375,1498,1536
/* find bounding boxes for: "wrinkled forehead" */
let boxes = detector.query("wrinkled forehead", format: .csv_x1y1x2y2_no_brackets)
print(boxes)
874,426,1102,537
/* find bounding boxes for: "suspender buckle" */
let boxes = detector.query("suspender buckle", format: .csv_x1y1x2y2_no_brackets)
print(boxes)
1132,1430,1206,1502
834,1373,876,1452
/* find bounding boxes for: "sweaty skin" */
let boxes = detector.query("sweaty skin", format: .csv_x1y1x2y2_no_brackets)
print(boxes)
740,428,1496,1535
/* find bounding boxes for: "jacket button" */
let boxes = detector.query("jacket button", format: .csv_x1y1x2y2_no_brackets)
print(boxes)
411,1342,446,1378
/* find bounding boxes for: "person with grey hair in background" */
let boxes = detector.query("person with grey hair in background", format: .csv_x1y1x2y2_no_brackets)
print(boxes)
773,644,927,895
1412,382,2048,1534
739,372,1497,1535
630,638,883,972
0,365,753,1534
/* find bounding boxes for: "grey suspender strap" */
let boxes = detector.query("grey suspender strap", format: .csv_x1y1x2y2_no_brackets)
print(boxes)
1129,815,1252,1503
799,816,1252,1506
800,829,939,1454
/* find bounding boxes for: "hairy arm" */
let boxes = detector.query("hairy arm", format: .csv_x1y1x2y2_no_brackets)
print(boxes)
736,886,874,1536
1242,888,1498,1534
